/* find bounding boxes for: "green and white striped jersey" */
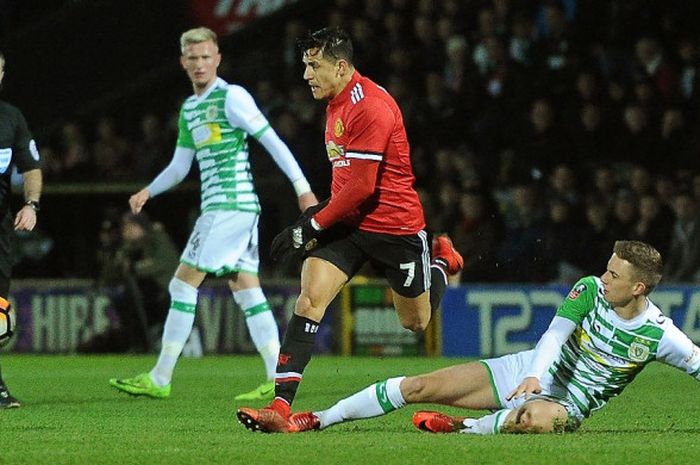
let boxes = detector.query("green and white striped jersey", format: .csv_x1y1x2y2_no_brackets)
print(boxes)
176,78,270,213
543,276,700,418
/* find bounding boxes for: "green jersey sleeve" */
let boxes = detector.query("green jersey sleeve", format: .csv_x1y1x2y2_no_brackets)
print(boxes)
176,107,195,149
555,276,597,325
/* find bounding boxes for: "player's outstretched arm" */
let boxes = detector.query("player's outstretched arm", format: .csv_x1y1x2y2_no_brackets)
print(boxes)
509,316,577,400
134,147,195,214
129,188,150,214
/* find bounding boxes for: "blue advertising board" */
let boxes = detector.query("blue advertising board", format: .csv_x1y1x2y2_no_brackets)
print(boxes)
3,280,330,354
441,284,700,357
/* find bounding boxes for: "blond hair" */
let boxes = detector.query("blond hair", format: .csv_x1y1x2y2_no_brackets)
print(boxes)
180,27,218,53
613,240,663,294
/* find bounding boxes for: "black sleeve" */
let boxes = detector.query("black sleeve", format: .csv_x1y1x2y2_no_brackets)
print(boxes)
12,106,41,174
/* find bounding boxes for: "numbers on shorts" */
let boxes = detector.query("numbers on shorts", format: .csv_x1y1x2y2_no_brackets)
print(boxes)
400,261,416,287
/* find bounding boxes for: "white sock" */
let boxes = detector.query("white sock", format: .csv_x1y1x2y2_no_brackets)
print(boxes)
233,288,280,381
150,278,198,387
461,409,512,435
316,377,406,429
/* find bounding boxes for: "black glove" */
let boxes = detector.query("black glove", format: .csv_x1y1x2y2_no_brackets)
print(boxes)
270,199,329,263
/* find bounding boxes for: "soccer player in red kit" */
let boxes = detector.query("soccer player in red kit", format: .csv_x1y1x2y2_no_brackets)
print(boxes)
237,27,463,433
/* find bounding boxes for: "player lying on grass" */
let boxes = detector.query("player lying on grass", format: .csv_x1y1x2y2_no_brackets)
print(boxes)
266,240,700,434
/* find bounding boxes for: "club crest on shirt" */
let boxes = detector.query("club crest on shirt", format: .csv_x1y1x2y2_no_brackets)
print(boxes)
205,105,218,121
628,340,650,362
568,283,586,300
334,118,344,137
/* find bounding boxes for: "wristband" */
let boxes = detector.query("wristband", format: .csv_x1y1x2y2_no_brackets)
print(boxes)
292,178,311,196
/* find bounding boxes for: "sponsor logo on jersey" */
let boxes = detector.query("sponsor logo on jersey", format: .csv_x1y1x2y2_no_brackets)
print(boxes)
192,123,222,148
628,340,650,362
568,283,586,300
334,118,344,137
326,140,345,159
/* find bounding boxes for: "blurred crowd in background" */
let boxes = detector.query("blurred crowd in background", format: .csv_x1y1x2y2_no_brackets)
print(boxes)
6,0,700,284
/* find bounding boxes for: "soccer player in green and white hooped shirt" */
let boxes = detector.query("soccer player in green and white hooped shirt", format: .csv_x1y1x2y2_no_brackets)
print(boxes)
109,27,318,401
283,240,700,434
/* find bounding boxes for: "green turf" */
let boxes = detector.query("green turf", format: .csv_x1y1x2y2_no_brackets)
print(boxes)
1,354,699,465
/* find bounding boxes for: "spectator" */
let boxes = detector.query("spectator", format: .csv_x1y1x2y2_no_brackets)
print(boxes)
443,35,472,96
613,104,656,168
655,172,678,209
59,120,91,181
496,182,547,282
589,166,618,210
571,103,610,168
93,211,180,352
658,108,690,173
531,2,579,97
578,200,618,274
514,97,572,180
350,18,381,78
92,116,130,180
664,191,700,283
281,19,306,82
132,113,170,181
632,193,672,255
412,15,444,73
628,164,654,198
677,37,700,121
632,36,678,101
414,72,463,149
508,14,535,66
541,197,584,283
546,163,582,209
611,190,638,239
450,189,502,283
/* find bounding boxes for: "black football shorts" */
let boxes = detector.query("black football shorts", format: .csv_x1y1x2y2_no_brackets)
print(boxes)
308,224,431,297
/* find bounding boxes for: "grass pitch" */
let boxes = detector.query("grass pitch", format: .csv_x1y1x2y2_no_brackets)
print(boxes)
1,354,699,465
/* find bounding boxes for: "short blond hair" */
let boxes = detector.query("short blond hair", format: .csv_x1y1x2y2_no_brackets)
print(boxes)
180,27,218,53
613,240,663,294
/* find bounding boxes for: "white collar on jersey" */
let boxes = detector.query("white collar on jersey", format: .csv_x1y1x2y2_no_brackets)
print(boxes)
192,77,229,102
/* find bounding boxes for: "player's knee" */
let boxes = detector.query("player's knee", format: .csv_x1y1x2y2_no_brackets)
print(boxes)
398,314,429,332
295,293,325,320
399,375,433,403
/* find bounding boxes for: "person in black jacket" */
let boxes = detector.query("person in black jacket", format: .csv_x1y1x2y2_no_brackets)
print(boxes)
0,50,43,408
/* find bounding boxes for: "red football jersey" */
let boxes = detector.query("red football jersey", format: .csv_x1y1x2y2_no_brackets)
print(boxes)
316,71,425,234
